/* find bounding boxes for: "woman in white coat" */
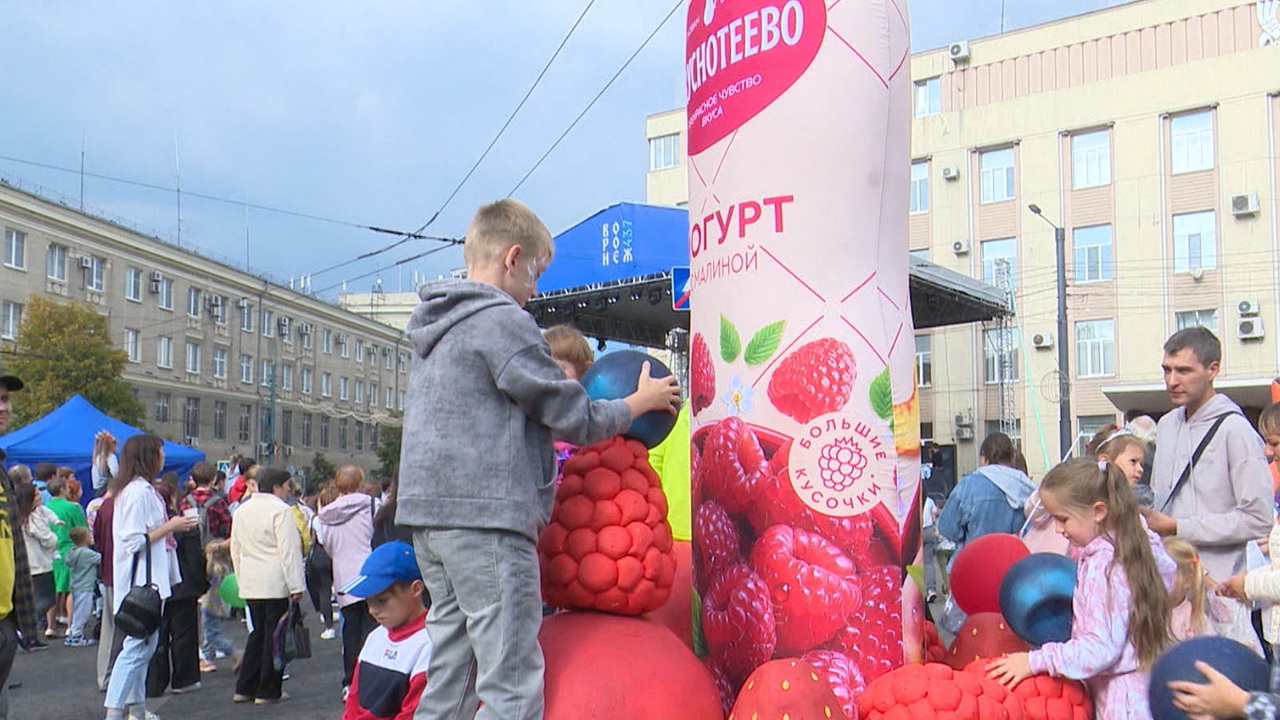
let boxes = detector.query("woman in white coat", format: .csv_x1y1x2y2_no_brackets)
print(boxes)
103,434,198,720
15,482,60,642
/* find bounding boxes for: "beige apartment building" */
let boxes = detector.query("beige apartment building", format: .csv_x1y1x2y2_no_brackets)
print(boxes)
646,0,1280,475
0,180,408,478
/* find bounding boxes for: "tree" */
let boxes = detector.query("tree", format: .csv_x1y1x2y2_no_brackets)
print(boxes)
375,417,403,479
309,452,336,488
8,295,144,430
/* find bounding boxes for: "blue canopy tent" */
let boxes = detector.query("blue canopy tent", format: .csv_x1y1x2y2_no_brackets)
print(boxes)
0,394,206,505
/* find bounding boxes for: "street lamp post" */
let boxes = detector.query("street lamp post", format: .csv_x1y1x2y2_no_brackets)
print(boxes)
1028,203,1072,459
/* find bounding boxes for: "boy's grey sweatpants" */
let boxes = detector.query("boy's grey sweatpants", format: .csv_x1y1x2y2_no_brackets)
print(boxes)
413,528,544,720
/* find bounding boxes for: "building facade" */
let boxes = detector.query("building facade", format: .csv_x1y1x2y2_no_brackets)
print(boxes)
0,181,407,477
646,0,1280,475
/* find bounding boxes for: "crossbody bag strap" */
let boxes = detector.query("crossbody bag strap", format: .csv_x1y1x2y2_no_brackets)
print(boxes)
1159,411,1238,513
129,540,153,588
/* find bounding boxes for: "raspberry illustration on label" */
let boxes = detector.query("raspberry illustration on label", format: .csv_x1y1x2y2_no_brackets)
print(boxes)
767,337,856,423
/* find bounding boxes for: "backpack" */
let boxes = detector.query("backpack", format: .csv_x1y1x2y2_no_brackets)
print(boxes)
194,490,226,547
290,504,313,557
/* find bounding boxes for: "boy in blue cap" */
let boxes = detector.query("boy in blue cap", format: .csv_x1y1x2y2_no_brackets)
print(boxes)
340,541,432,720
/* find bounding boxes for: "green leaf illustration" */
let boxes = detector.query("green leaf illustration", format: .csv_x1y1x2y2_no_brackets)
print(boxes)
743,320,786,366
691,589,707,657
719,314,741,363
870,367,893,421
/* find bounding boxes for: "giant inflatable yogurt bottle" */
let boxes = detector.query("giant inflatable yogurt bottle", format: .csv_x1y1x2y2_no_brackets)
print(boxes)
685,0,921,708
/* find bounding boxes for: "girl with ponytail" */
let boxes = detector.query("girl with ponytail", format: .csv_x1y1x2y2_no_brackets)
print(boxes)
1163,538,1260,651
989,457,1172,720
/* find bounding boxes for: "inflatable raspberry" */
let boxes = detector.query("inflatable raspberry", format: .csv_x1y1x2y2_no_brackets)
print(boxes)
857,662,1023,720
539,436,676,615
1006,672,1091,720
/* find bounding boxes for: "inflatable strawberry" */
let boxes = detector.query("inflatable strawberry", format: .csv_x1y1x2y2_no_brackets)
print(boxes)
539,436,677,615
730,659,849,720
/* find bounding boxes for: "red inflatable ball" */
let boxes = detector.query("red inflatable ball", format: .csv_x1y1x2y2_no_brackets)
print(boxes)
946,613,1032,670
541,612,722,720
539,436,676,615
1007,672,1092,720
730,658,849,720
857,662,1023,720
950,534,1030,615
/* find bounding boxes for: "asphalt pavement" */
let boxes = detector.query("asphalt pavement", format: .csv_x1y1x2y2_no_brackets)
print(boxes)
8,615,347,720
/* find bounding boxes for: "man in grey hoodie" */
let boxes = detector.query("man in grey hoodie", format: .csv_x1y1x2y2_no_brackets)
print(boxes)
395,199,680,720
1145,327,1273,581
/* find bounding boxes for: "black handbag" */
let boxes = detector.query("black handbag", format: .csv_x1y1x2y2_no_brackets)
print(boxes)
273,600,311,669
115,546,162,638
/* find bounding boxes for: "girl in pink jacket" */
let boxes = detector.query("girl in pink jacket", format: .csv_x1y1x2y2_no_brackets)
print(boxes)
989,458,1172,720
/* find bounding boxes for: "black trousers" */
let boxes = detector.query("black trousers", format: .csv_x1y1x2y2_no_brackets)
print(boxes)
306,565,334,627
340,602,377,688
146,596,201,697
236,598,289,701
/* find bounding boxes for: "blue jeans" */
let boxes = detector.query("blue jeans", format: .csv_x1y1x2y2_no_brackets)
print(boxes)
201,608,233,660
104,630,159,712
412,528,543,720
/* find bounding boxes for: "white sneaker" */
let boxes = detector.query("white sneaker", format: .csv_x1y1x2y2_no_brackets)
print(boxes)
320,627,337,641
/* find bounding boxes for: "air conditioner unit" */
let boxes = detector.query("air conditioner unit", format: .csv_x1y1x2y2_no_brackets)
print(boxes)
1238,298,1261,317
948,40,971,63
184,436,199,447
382,346,392,357
1239,318,1266,340
236,297,250,309
298,322,312,335
148,280,161,294
284,445,294,457
79,256,93,269
941,166,960,181
1032,332,1055,349
149,270,163,282
1230,192,1260,217
952,239,971,255
277,316,291,332
206,295,223,309
260,442,274,454
954,412,974,428
956,427,976,441
337,333,349,345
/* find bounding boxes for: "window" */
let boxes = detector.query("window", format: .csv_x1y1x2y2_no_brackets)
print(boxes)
124,267,142,301
981,238,1017,289
46,244,67,282
398,390,405,410
321,372,332,397
339,336,349,358
279,364,293,391
185,341,201,374
0,302,21,340
983,419,1023,444
354,379,364,405
909,162,929,214
281,410,293,446
1073,225,1113,283
355,422,364,452
240,302,253,332
320,416,331,448
1077,414,1115,455
210,296,226,325
1171,110,1213,174
301,413,313,447
238,404,252,443
212,348,227,379
86,256,106,292
187,287,202,317
370,383,378,408
649,133,679,171
239,354,253,384
339,377,350,401
398,353,407,373
261,309,274,337
915,334,932,387
355,339,364,364
1173,211,1217,273
155,392,171,423
259,410,272,444
386,387,394,409
261,360,274,387
1075,319,1115,378
301,367,313,395
913,77,940,117
1071,130,1111,189
157,278,173,309
213,401,227,441
979,147,1015,204
338,418,349,450
302,326,313,350
1175,309,1219,333
125,329,140,363
982,327,1020,383
322,329,332,354
384,349,392,371
279,317,291,343
4,228,25,270
156,336,173,369
184,397,201,438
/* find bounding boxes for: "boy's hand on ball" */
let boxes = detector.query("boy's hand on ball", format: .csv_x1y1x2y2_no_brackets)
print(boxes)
627,361,681,417
1169,662,1250,720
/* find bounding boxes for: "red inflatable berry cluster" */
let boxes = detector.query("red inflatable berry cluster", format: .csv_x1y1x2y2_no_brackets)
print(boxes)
538,436,676,615
1007,672,1091,720
767,337,857,423
924,621,947,663
858,662,1023,720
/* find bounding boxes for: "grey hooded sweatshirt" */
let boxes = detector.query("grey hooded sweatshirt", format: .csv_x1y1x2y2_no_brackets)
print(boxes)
395,280,632,541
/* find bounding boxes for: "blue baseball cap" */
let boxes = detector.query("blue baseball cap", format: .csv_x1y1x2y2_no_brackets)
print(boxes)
339,541,422,598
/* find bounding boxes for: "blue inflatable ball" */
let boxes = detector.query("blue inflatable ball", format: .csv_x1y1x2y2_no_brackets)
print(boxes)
580,350,677,448
998,552,1077,645
1149,636,1269,720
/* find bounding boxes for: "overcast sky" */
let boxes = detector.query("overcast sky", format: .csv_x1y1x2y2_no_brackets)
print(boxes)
0,0,1128,298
